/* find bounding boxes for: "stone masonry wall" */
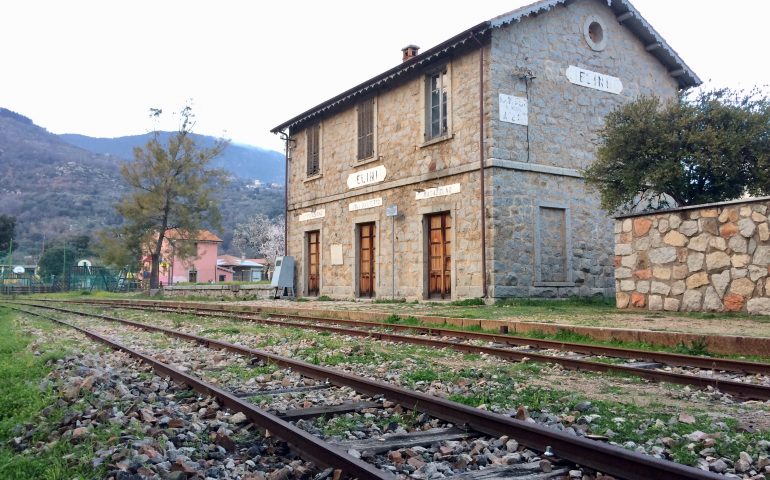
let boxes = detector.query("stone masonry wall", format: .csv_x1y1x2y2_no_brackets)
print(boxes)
286,44,490,300
487,0,678,298
615,198,770,315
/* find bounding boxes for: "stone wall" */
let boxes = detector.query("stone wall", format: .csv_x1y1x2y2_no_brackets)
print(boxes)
615,198,770,314
162,284,273,299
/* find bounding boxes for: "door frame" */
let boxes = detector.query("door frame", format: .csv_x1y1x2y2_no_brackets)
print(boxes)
352,213,379,298
420,205,455,300
356,221,377,298
305,229,321,296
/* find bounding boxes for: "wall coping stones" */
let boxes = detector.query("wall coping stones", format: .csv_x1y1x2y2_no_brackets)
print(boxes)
615,196,770,220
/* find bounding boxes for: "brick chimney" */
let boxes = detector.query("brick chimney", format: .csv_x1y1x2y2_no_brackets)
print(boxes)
401,44,420,62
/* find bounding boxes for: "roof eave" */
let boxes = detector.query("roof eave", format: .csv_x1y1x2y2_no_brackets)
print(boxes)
270,21,491,134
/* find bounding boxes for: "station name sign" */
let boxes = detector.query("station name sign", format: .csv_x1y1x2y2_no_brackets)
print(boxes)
415,183,461,200
566,65,622,94
298,209,325,222
349,197,382,212
347,165,386,189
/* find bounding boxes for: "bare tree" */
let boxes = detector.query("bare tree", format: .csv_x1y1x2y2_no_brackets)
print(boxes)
232,214,285,278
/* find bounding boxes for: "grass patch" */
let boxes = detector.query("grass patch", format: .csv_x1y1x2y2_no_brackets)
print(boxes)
200,326,241,336
374,298,407,304
673,338,710,356
0,306,110,478
315,295,334,302
449,298,485,306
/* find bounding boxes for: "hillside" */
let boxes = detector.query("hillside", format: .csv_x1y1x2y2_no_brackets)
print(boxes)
0,108,284,260
60,133,285,184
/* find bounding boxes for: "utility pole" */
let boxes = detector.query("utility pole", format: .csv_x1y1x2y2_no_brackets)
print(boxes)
62,241,67,290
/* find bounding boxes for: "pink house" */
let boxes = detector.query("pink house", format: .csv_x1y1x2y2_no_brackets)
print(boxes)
143,230,224,285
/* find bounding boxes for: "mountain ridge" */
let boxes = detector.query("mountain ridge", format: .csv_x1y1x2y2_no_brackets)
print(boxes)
0,108,284,260
60,132,285,184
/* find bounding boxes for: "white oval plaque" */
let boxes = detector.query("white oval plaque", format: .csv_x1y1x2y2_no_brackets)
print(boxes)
566,65,622,94
347,165,386,189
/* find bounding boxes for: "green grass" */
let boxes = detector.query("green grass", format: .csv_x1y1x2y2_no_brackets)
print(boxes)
0,306,110,478
449,298,485,306
199,326,241,336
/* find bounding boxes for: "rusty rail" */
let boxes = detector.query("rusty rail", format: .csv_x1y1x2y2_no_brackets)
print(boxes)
37,300,770,401
4,305,392,479
4,302,729,480
46,298,770,375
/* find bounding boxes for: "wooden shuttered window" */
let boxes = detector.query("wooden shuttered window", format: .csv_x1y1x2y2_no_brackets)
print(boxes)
357,98,374,160
306,124,320,176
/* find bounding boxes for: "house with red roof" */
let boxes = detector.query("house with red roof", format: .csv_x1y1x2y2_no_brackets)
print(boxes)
142,229,225,285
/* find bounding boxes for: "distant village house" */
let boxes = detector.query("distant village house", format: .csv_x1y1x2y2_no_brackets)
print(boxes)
143,229,225,285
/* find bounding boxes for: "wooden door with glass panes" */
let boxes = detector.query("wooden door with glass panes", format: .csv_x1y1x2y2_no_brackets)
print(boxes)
359,222,376,297
307,230,320,296
427,212,451,298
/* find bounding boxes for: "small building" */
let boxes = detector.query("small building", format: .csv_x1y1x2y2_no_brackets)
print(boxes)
144,229,223,285
271,0,699,300
217,255,267,282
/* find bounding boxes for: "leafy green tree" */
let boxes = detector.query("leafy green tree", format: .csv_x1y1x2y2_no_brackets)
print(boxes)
0,215,14,255
584,88,770,213
38,244,75,279
101,106,228,288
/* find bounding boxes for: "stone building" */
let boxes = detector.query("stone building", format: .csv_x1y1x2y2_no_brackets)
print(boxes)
271,0,699,300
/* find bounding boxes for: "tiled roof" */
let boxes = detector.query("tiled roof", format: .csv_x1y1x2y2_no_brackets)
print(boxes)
217,255,267,267
165,229,222,243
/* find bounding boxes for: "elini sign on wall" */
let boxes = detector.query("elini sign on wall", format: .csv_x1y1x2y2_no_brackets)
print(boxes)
347,165,386,189
566,66,622,94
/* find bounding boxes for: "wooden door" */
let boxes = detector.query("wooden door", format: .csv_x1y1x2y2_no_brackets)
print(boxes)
359,222,376,297
428,212,451,299
307,230,320,296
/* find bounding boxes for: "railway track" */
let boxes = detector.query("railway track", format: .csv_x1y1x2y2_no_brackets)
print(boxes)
3,302,726,480
38,299,770,401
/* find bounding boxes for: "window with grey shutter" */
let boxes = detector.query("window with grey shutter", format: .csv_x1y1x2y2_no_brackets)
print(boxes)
306,124,320,176
357,98,374,160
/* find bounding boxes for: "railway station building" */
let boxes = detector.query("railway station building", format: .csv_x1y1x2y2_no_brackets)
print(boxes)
271,0,699,301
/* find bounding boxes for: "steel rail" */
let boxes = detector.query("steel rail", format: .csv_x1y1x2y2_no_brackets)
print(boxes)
4,302,732,479
4,305,392,480
46,298,770,375
35,300,770,401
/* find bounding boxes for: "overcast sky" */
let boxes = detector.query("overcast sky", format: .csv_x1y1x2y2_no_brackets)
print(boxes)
1,0,767,152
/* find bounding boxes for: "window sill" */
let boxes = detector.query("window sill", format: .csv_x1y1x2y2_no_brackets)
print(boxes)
534,282,575,287
303,174,323,183
420,133,454,148
352,155,381,168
